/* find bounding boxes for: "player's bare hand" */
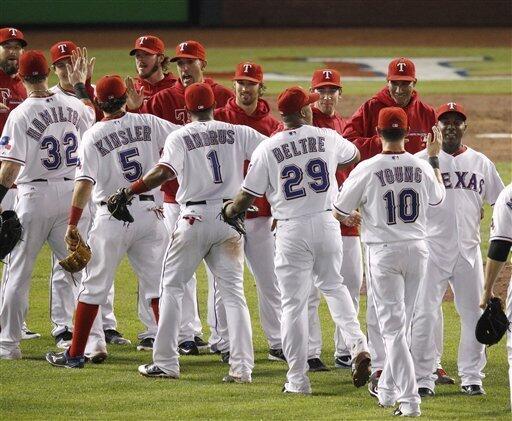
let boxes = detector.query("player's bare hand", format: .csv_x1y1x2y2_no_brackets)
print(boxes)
65,225,81,252
480,289,495,309
67,47,88,86
426,126,442,157
125,77,144,110
342,210,362,227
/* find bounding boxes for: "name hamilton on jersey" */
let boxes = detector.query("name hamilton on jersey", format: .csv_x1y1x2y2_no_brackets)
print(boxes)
26,105,83,141
272,136,326,163
94,125,152,157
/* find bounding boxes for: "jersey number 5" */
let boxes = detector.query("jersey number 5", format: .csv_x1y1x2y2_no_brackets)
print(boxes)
383,188,419,225
281,158,330,200
118,148,143,182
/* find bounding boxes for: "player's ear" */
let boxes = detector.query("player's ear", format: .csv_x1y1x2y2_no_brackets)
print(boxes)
201,60,207,70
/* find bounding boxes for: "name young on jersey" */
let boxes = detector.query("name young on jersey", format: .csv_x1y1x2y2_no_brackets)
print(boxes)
441,171,484,194
272,136,326,163
183,129,235,151
94,125,152,157
26,105,83,141
374,166,423,186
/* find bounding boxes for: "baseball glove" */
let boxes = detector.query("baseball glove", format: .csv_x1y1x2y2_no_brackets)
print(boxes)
59,233,91,273
106,188,134,223
475,297,510,346
220,201,258,236
0,210,22,260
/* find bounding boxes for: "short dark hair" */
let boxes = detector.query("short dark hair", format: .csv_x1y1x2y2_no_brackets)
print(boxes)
190,107,213,119
379,128,407,142
96,94,127,114
23,74,47,84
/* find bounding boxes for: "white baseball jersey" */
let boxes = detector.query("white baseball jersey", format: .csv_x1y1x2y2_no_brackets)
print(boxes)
76,112,178,203
242,125,357,220
416,147,504,268
334,152,445,243
0,94,95,183
158,120,266,204
490,183,512,246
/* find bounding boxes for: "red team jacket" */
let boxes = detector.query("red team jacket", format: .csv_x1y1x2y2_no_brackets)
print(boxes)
311,107,358,237
342,87,436,159
215,97,280,218
134,73,177,99
0,69,26,133
142,78,234,203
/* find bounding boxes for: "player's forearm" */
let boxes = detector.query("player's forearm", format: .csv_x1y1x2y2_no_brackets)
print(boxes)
68,180,93,226
0,161,21,202
126,164,175,196
482,257,506,296
226,190,256,218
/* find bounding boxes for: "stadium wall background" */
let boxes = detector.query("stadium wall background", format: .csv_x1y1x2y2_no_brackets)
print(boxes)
2,0,511,27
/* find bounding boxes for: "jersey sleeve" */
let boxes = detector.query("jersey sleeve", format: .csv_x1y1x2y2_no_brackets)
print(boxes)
490,186,512,243
77,100,96,134
241,125,267,160
147,115,180,151
333,131,358,165
158,132,184,175
0,111,27,165
424,163,445,206
242,143,269,197
333,165,367,217
75,131,99,184
484,160,505,205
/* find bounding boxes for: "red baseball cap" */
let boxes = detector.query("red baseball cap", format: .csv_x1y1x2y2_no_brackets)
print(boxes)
185,82,215,112
233,62,263,83
130,35,165,56
170,40,206,62
50,41,77,64
0,27,27,47
18,50,49,78
387,57,416,82
277,86,320,115
378,107,408,130
436,102,467,121
311,69,342,89
96,75,127,102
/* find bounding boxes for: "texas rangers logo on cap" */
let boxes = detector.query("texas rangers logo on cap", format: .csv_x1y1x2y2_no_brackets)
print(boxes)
397,62,407,72
179,42,188,52
447,102,457,110
8,28,17,36
58,44,67,53
243,63,252,73
322,70,332,80
138,36,148,45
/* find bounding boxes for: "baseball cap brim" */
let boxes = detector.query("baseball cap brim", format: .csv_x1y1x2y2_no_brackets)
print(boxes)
1,38,27,48
52,54,72,65
170,53,202,62
437,110,467,121
387,75,416,82
130,47,161,56
232,76,261,83
306,92,320,105
312,81,341,89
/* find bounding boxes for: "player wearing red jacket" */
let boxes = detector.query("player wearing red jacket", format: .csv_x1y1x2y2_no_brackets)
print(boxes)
138,40,233,356
343,58,453,396
213,62,284,362
343,58,436,159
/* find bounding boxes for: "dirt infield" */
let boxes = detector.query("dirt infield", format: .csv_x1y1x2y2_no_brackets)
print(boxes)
27,27,512,299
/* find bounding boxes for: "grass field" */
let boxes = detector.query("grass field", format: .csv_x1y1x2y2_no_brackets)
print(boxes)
1,41,511,419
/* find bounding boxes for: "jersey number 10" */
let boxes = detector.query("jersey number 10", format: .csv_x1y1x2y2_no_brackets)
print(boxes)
383,188,419,225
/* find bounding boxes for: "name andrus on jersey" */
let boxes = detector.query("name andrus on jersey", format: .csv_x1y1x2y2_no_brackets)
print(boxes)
26,105,83,141
272,136,326,163
184,129,236,151
94,125,152,157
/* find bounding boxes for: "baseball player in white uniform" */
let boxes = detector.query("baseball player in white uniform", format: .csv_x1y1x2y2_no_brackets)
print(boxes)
480,183,512,409
411,102,504,397
334,107,446,417
46,75,178,368
225,86,371,394
0,50,95,360
131,82,264,382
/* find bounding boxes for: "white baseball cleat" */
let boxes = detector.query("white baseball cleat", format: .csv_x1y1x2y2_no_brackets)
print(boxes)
138,363,179,379
0,347,22,360
222,373,252,383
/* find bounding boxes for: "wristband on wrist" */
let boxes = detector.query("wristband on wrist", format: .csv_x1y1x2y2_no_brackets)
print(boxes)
0,184,9,204
428,156,440,169
73,82,89,100
69,206,83,226
130,179,149,195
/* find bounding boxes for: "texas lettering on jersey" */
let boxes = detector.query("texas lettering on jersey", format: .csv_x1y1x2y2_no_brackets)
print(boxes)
441,171,485,194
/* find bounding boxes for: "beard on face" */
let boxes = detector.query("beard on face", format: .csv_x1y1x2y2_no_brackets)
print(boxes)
0,57,18,76
139,63,159,79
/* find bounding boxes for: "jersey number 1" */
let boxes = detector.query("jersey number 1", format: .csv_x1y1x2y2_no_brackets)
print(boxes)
206,150,222,184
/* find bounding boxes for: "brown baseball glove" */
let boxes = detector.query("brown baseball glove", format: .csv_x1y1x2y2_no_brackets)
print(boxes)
59,234,92,273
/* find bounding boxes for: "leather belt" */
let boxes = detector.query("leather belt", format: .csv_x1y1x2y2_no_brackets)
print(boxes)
185,199,230,206
31,177,73,182
100,194,154,206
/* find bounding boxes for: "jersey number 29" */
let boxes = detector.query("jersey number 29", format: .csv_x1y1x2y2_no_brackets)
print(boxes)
281,159,330,200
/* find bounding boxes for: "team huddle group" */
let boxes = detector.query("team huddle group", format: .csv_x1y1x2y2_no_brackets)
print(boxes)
0,27,511,418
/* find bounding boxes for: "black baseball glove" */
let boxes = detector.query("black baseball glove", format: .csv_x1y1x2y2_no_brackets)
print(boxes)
0,210,22,260
220,201,258,236
475,297,510,346
106,188,134,223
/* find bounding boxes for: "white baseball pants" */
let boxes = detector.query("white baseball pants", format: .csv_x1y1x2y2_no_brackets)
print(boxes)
411,252,486,390
276,212,368,394
153,201,253,378
365,240,427,409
